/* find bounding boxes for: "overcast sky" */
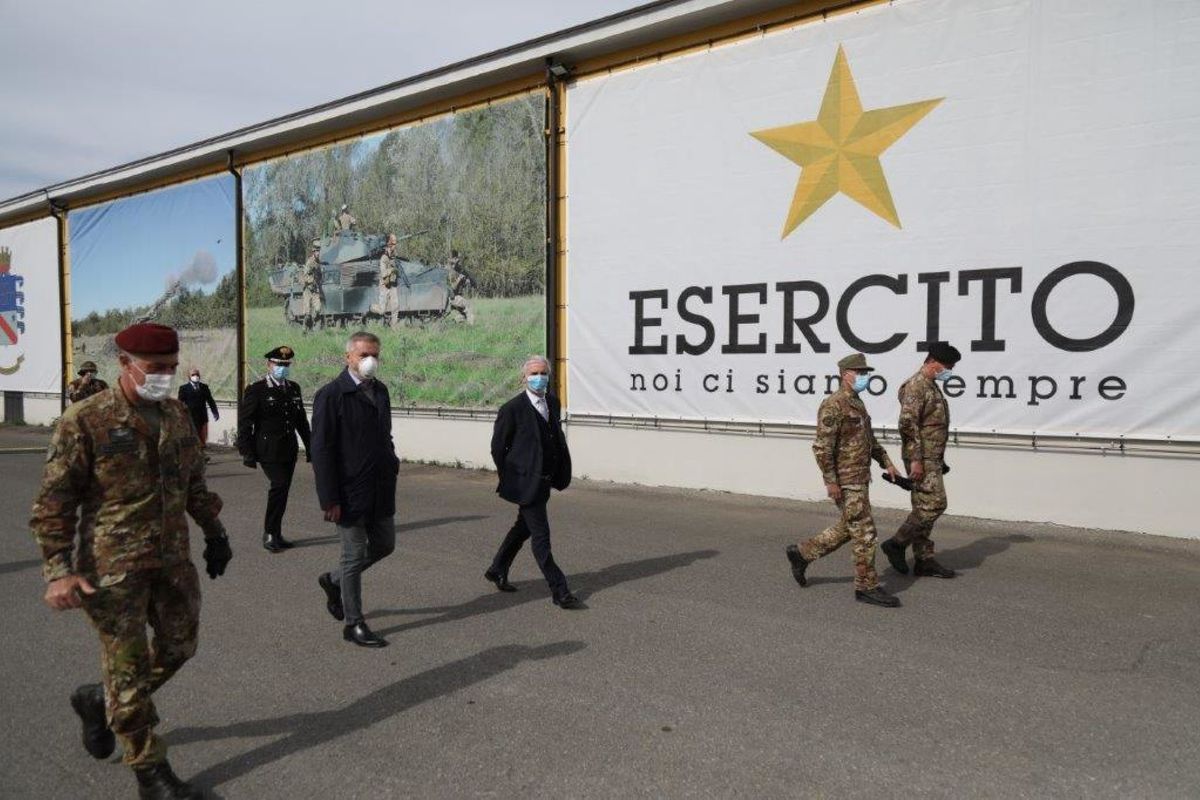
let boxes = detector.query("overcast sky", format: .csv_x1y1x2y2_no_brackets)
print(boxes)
0,0,647,201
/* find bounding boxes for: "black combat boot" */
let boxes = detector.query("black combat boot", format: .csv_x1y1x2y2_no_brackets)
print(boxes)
134,760,201,799
785,545,810,587
854,586,901,607
913,559,956,578
880,538,909,574
69,683,115,760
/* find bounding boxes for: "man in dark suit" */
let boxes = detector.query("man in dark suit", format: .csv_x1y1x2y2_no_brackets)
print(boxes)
486,355,581,609
311,331,400,648
177,367,218,453
236,346,312,553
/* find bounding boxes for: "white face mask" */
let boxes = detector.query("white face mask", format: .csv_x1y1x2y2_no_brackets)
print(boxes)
190,375,200,384
130,362,173,402
356,355,379,379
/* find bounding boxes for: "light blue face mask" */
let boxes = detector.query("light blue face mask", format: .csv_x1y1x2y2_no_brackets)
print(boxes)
934,369,953,382
272,364,290,380
527,374,550,393
852,373,871,393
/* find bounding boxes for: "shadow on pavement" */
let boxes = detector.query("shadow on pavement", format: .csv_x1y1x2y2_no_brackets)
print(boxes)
0,557,43,576
172,641,586,791
939,533,1034,570
287,516,491,550
368,549,720,637
885,533,1034,594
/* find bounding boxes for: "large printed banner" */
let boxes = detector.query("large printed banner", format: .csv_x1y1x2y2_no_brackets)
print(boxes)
567,0,1200,438
0,217,60,392
244,92,546,407
69,176,238,399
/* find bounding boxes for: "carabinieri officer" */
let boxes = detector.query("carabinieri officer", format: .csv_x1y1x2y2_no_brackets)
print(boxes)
237,346,312,552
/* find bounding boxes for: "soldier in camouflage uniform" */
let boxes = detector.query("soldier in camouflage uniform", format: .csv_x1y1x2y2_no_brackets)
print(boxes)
785,353,902,607
375,233,401,329
447,250,475,325
880,342,962,579
67,360,109,404
337,203,357,232
300,239,324,331
29,323,232,800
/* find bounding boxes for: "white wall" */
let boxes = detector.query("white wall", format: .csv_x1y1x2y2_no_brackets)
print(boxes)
565,423,1200,540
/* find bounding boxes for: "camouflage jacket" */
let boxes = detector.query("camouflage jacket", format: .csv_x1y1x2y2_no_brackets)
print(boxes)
67,377,109,404
301,255,321,289
812,387,894,487
30,386,225,583
898,371,950,463
379,253,398,287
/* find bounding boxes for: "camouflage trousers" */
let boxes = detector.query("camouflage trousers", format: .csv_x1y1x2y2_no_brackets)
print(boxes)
377,286,400,324
893,460,948,561
798,486,879,591
450,294,474,324
301,287,322,317
82,563,201,767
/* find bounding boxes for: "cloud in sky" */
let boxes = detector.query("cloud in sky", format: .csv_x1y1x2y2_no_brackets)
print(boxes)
0,0,645,200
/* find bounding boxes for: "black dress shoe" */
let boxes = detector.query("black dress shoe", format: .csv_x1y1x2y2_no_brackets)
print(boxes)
70,683,114,760
855,587,901,607
134,760,200,799
318,572,344,621
913,559,956,578
343,622,388,647
276,534,296,549
880,538,910,574
785,545,810,587
262,533,284,553
552,592,583,609
484,569,517,592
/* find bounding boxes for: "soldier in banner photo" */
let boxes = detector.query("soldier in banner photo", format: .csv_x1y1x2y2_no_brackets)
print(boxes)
374,233,401,329
880,342,963,579
300,238,324,331
67,360,109,404
447,249,475,325
29,323,231,800
337,204,357,233
785,353,903,608
237,345,312,554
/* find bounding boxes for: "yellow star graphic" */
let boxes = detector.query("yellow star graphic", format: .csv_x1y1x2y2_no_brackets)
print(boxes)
751,45,942,237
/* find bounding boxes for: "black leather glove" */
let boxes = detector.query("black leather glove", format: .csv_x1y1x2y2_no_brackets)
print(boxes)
304,450,312,463
882,472,915,491
242,456,257,469
942,461,950,475
203,535,232,579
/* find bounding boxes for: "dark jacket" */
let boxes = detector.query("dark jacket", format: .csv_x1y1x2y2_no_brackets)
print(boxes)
236,378,312,464
177,380,218,431
311,369,399,524
491,391,572,506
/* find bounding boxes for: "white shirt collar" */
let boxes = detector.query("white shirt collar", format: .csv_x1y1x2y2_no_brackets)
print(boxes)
525,388,547,408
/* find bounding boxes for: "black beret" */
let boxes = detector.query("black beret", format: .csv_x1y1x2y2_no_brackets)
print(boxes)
928,342,962,366
265,345,295,362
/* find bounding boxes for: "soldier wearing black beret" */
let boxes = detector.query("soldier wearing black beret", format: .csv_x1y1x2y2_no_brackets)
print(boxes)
881,342,962,578
236,345,312,552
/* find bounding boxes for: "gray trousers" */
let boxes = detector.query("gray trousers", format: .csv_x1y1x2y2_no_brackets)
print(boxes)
328,516,396,625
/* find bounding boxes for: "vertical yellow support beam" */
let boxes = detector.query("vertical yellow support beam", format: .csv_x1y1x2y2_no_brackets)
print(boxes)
228,155,246,402
552,78,569,405
54,206,73,409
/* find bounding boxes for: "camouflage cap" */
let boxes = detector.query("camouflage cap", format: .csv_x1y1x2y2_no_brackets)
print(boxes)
837,353,874,372
265,345,295,362
77,360,98,374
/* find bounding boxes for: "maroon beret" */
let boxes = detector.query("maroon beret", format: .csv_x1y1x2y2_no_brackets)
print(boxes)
114,323,179,355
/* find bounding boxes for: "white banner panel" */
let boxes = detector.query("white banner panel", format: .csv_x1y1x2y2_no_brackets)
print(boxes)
0,217,61,393
567,0,1200,438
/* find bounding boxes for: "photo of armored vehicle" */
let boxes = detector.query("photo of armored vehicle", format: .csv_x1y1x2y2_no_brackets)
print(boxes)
269,231,450,328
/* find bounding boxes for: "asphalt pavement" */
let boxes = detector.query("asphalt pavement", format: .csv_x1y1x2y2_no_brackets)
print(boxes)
1,425,1197,799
